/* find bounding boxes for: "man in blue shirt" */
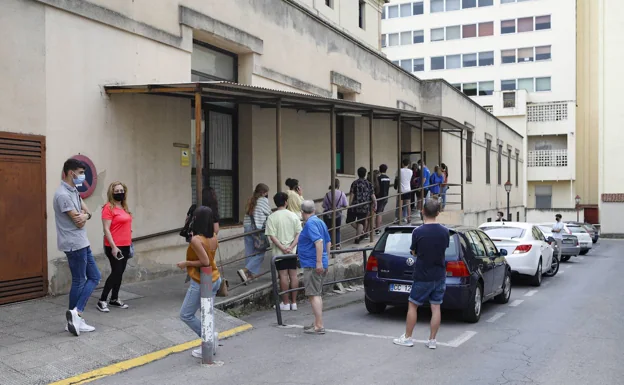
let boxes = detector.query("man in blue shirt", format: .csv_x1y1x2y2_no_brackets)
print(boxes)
298,200,331,334
418,160,431,198
394,198,449,349
429,165,445,197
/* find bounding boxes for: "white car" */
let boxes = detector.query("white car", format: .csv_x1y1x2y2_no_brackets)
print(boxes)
541,223,593,255
479,222,557,286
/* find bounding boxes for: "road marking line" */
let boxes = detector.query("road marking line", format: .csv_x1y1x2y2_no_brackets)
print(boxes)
509,299,524,307
49,323,253,385
486,312,506,323
446,331,478,347
524,290,538,297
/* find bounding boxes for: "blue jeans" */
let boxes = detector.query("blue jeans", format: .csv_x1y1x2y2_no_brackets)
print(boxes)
65,246,101,312
244,224,266,275
441,186,449,209
180,278,221,337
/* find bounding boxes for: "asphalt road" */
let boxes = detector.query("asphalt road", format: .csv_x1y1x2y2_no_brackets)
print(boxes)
92,240,624,385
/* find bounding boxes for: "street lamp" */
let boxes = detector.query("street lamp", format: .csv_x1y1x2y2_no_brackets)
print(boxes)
575,195,581,222
504,180,512,221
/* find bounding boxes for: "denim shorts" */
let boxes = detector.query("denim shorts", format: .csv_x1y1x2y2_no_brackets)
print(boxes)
409,279,446,306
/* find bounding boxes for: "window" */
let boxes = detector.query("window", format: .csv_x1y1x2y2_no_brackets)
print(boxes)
413,1,424,15
413,30,424,44
501,19,516,34
388,33,399,46
517,212,520,222
536,45,551,61
466,131,473,182
507,149,511,183
413,58,425,72
431,28,445,41
336,115,345,174
400,3,411,17
391,60,399,66
446,0,461,11
446,54,461,69
503,92,516,108
466,231,486,257
446,25,461,40
536,77,552,91
518,17,534,32
535,15,551,30
400,59,412,72
515,153,519,186
535,185,552,209
325,0,333,8
478,0,493,6
518,78,534,92
431,0,444,12
486,139,491,184
381,34,386,48
479,81,494,95
452,83,462,90
463,24,477,38
497,144,502,185
463,53,477,67
388,5,399,18
431,56,445,70
518,47,534,62
359,1,366,29
479,51,494,66
462,0,476,8
401,31,412,45
463,83,477,96
502,49,516,64
501,79,516,91
501,0,514,3
478,231,498,257
382,4,386,19
478,22,494,37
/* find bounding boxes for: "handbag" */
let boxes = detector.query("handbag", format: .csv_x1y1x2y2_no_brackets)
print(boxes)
250,214,270,252
128,243,135,259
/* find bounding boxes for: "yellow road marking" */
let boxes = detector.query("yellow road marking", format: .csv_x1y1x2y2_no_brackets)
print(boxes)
49,323,253,385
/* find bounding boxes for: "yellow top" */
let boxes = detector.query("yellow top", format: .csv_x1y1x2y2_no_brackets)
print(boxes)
286,190,304,218
186,235,220,284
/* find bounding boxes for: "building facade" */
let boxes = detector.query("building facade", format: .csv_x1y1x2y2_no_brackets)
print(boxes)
381,0,578,222
0,0,524,302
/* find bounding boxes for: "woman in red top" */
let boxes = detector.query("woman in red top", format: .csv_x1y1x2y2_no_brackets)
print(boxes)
98,182,133,312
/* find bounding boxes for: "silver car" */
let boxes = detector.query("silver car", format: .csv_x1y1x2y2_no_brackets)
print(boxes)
537,225,581,262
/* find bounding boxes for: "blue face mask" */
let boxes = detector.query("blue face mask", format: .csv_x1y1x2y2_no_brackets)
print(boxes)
72,173,86,186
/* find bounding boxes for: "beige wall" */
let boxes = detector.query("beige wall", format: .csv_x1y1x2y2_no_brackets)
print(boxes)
527,181,572,209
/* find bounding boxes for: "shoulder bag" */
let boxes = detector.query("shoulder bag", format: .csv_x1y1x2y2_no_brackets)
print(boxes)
250,214,270,252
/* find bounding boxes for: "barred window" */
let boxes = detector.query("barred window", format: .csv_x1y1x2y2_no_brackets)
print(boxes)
527,102,568,122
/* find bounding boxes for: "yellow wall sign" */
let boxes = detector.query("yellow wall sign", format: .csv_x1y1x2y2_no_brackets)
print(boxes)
181,149,190,167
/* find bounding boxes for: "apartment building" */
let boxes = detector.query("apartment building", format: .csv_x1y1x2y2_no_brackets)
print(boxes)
381,0,577,223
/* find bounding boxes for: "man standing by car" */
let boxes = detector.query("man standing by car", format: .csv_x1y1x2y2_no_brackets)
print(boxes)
495,211,506,222
394,199,449,349
552,214,564,262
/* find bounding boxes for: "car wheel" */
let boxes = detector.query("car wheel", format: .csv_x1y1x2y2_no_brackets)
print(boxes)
561,255,571,262
579,249,589,255
543,255,559,277
530,259,542,287
495,271,511,304
462,284,482,323
365,296,386,314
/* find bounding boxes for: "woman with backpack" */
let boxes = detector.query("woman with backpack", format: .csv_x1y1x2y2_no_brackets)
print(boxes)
238,183,271,283
322,178,348,250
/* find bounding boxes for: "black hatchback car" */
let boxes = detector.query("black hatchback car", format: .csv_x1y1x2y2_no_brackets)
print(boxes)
364,225,512,323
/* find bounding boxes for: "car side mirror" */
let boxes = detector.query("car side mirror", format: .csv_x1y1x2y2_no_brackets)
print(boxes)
547,236,555,244
499,249,508,257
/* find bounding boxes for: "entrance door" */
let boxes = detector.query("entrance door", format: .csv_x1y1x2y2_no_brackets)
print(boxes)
401,151,426,166
0,132,47,304
584,207,599,225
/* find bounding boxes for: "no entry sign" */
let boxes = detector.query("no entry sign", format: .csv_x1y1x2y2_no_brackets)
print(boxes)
62,155,98,199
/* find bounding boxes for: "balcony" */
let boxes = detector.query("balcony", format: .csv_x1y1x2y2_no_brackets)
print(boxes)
527,149,574,181
527,101,576,136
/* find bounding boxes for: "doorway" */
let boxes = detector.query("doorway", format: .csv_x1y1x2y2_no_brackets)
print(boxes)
401,151,426,167
0,132,48,304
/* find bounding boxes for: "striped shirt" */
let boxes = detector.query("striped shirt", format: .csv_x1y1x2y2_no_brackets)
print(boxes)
243,197,272,229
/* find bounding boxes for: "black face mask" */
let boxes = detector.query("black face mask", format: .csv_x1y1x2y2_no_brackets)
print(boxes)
113,193,125,202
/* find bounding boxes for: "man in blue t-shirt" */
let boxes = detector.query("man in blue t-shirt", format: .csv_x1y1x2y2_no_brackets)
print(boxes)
298,200,331,335
394,198,449,350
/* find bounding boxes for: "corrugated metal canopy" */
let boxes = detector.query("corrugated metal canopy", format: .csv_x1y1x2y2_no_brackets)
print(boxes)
104,81,466,132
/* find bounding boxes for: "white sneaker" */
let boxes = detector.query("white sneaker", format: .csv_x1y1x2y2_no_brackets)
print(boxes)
191,347,202,358
279,302,291,311
79,318,96,332
290,303,298,311
425,339,437,349
393,334,414,347
65,308,81,336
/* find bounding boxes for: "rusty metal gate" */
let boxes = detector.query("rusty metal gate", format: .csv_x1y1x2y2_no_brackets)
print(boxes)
0,132,48,305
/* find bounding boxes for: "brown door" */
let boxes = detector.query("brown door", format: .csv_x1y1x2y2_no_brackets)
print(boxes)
0,132,47,305
584,207,599,225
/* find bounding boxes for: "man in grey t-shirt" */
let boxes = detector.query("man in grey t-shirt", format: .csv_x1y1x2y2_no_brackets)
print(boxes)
54,158,100,337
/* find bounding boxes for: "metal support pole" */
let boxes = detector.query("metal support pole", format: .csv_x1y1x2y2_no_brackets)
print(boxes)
460,130,464,210
270,256,283,326
397,114,402,224
506,192,510,221
420,117,425,208
369,110,374,242
438,120,442,167
330,106,337,250
194,90,203,205
276,100,283,192
200,267,214,365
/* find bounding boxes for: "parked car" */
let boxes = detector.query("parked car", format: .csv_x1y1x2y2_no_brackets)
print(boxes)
537,225,580,262
566,222,600,244
364,225,512,323
479,222,557,287
542,222,593,255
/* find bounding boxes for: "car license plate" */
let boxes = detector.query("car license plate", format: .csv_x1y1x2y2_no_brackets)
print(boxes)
390,284,412,293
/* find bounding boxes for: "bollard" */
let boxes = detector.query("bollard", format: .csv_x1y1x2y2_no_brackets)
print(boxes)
199,267,214,365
